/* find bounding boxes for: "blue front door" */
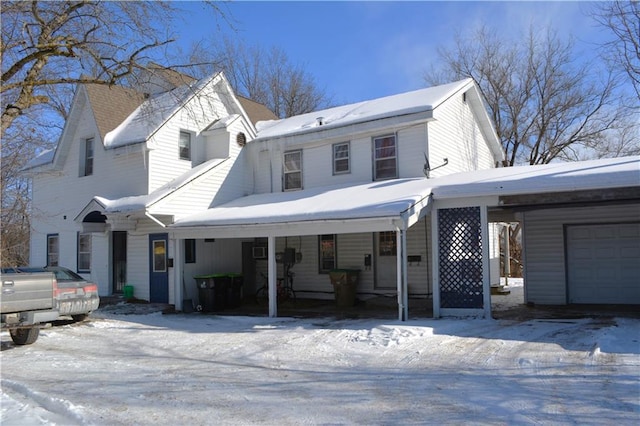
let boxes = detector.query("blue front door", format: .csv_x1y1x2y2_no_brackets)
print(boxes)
149,233,169,303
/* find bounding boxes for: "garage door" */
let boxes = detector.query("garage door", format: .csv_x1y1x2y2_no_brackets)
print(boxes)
566,223,640,304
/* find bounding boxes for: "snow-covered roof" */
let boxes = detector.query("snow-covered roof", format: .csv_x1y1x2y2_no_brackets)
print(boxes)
103,77,212,148
430,156,640,199
255,79,473,140
95,157,229,213
172,156,639,233
23,148,55,171
173,178,433,228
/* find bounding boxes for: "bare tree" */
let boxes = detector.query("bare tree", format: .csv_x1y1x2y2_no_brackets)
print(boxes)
590,1,640,101
0,1,228,137
0,1,224,266
189,38,332,118
424,27,638,166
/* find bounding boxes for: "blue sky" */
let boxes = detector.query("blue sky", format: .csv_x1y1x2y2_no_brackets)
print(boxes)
176,1,607,105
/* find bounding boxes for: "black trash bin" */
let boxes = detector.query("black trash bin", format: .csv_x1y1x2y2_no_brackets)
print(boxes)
194,274,228,312
329,269,360,308
226,273,243,308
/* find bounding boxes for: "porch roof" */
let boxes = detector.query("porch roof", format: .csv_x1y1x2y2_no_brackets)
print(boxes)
170,156,638,238
171,178,434,237
430,155,640,200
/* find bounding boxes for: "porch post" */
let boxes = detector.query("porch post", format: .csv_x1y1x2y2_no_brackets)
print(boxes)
431,209,441,318
396,229,408,321
267,236,277,317
174,236,183,311
481,206,491,318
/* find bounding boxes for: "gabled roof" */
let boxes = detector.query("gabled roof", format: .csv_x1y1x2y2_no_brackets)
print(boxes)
237,95,278,125
84,84,146,142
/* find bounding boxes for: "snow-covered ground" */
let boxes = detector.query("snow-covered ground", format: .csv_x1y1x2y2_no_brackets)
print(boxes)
2,280,639,425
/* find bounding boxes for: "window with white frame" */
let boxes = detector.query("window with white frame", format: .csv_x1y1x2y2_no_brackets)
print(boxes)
333,142,350,174
81,137,94,176
47,234,59,267
319,234,337,273
179,131,191,161
77,232,92,272
373,134,397,180
283,150,302,190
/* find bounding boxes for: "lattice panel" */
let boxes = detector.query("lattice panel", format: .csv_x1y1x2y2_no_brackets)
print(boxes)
438,207,484,309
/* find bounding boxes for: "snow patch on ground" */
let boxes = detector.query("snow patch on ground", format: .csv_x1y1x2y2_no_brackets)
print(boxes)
2,279,639,425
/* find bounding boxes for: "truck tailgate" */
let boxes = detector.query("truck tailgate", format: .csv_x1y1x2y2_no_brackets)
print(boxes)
1,272,55,313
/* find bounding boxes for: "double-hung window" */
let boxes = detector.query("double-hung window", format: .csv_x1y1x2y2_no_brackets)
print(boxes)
179,131,191,161
283,150,302,190
77,232,92,272
319,234,337,273
333,142,350,174
373,135,397,180
81,137,94,176
47,234,59,267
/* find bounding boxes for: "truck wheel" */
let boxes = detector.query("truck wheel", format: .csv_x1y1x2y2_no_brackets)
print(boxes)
9,327,40,345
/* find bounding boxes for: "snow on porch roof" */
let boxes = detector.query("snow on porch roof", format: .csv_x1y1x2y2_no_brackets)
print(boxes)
172,178,433,230
430,155,640,200
172,156,638,236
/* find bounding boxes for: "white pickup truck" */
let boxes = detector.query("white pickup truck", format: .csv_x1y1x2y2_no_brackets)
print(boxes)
1,270,60,345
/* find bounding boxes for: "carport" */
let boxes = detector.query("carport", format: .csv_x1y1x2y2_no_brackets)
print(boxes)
171,178,434,320
171,156,639,320
430,156,640,316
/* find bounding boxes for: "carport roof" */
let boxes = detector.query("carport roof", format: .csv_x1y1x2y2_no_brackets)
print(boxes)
430,155,639,200
171,156,638,237
172,178,434,236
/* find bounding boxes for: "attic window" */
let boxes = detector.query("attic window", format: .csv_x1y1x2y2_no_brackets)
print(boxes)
236,132,247,147
179,131,191,160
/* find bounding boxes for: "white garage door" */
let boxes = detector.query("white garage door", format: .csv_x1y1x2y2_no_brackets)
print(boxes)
566,223,640,304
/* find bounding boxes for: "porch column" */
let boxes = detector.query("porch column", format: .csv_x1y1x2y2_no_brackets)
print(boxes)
267,236,277,317
480,206,491,317
173,236,183,311
396,229,409,321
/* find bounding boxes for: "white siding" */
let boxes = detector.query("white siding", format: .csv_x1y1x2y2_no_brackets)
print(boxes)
91,232,110,296
427,91,495,176
127,233,149,301
523,203,640,305
30,93,147,293
249,220,432,300
147,82,230,192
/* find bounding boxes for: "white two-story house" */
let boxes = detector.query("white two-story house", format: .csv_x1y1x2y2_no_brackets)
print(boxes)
26,72,510,319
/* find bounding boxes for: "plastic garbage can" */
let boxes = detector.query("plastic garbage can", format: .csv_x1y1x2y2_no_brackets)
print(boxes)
123,285,134,300
329,269,360,308
194,274,228,312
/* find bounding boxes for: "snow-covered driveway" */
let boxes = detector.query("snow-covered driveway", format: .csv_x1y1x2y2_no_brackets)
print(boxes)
2,308,639,425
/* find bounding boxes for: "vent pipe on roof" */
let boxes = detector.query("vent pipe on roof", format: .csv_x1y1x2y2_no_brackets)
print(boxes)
316,117,324,126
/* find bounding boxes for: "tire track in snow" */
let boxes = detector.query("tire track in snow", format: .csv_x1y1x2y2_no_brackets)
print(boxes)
1,379,89,425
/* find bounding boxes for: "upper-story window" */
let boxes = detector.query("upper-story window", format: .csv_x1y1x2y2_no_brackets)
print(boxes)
179,131,191,161
373,134,397,180
333,142,350,175
81,137,94,176
283,150,302,191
